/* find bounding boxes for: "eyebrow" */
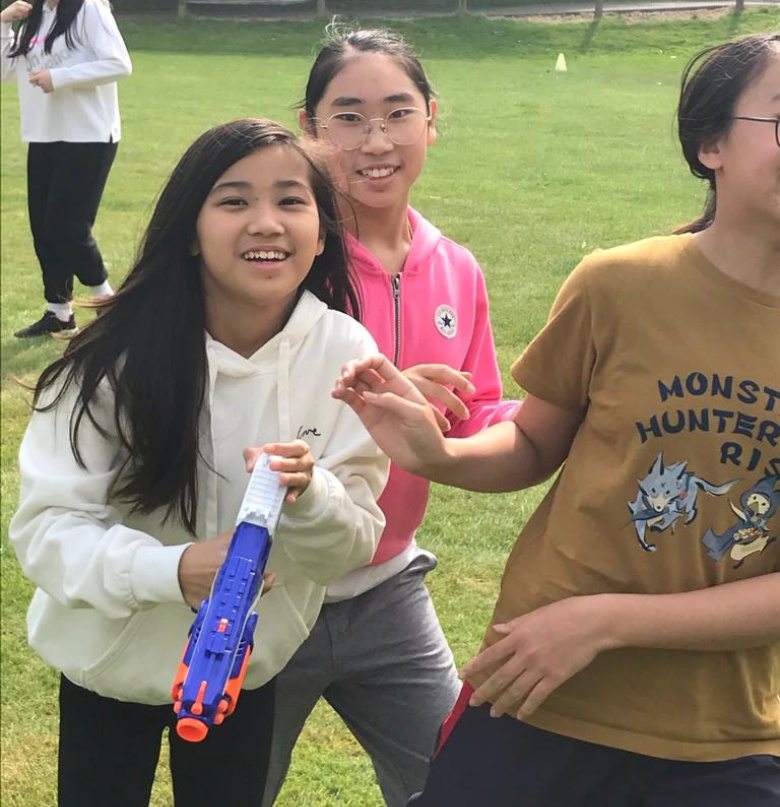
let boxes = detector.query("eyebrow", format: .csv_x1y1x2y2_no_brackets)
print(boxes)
330,92,418,107
209,178,311,195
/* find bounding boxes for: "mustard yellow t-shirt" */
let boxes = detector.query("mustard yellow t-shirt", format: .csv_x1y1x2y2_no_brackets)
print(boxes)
484,234,780,761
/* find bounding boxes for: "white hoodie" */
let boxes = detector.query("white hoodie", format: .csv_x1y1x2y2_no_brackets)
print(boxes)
1,0,132,142
10,291,388,705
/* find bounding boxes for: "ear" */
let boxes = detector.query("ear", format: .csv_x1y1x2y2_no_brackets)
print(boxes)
189,239,201,257
315,231,325,256
299,108,313,136
426,98,439,147
697,136,724,171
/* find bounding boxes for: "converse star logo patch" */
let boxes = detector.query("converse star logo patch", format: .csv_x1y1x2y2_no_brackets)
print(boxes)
435,305,457,339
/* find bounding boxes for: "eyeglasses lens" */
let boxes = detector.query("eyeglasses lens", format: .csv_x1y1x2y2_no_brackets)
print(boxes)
326,109,427,149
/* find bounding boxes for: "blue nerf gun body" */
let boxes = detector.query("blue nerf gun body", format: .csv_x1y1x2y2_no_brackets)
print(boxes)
172,454,286,742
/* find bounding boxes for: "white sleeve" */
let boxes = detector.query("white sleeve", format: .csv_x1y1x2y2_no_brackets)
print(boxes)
9,382,189,620
274,332,389,584
1,22,19,82
49,1,131,91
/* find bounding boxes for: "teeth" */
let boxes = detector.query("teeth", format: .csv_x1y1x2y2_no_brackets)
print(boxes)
360,167,395,178
244,250,286,261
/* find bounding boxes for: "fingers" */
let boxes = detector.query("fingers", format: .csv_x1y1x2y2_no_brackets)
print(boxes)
516,678,556,719
459,629,516,682
403,364,475,422
409,364,476,395
260,571,276,596
243,446,264,471
331,385,366,412
262,440,314,500
486,668,543,718
415,379,470,422
337,355,426,403
432,408,451,432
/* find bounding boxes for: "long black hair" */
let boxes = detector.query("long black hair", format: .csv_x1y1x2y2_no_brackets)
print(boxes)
676,33,780,234
301,25,436,127
9,0,85,58
33,118,359,534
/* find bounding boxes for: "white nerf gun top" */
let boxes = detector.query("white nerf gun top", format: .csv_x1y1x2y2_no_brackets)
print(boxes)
235,453,287,534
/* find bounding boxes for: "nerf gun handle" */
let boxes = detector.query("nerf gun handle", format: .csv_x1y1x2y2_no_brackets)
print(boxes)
172,521,272,741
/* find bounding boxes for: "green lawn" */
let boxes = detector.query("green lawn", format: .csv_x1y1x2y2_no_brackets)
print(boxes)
1,9,777,805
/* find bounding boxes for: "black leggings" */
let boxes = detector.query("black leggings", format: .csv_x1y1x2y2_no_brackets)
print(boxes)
27,141,117,303
58,674,275,807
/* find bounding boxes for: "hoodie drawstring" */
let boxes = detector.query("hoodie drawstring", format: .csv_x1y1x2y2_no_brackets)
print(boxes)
278,337,291,443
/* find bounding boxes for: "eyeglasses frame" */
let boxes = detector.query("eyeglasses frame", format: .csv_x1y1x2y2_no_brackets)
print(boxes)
730,116,780,148
314,107,433,151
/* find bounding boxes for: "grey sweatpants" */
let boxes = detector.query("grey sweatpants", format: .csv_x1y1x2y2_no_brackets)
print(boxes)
262,551,461,807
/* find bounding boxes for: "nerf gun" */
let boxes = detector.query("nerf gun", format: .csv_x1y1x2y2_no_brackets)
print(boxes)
172,453,286,742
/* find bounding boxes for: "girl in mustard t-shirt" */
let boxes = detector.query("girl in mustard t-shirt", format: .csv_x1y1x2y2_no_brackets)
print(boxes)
333,32,780,807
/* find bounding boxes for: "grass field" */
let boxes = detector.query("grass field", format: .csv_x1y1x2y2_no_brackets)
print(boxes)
2,8,778,805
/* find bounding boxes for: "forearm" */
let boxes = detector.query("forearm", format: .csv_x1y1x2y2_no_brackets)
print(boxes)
425,421,550,492
1,22,17,81
604,573,780,652
278,465,385,583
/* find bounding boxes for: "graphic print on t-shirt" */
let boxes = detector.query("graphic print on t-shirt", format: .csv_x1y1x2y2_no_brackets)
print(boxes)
627,452,738,552
701,474,780,569
626,371,780,564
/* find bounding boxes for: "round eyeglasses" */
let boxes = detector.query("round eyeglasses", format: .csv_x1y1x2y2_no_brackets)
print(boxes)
316,107,431,151
731,116,780,148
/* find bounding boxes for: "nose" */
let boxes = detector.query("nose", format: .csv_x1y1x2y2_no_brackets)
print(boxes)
361,117,393,154
247,204,284,235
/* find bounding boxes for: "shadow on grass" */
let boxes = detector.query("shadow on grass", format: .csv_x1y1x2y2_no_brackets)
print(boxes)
725,8,743,35
1,335,63,388
578,19,601,53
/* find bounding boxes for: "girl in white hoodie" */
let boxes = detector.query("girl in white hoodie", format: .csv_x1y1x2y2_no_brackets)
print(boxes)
1,0,132,338
10,117,388,807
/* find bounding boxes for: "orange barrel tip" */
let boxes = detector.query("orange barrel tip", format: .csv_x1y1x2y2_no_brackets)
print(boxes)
177,718,209,742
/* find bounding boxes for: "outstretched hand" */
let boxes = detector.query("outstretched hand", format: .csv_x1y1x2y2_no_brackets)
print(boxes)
402,363,474,432
332,355,450,476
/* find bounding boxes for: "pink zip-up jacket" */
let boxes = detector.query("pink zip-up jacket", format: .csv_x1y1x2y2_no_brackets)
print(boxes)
348,207,519,565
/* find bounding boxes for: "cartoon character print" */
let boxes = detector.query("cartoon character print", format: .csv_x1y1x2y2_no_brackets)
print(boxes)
701,475,780,569
628,452,738,552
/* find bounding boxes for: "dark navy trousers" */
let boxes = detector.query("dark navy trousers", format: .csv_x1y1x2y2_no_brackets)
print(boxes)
409,684,780,807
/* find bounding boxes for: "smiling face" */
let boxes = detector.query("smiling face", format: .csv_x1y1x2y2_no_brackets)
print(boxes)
699,52,780,231
308,52,437,213
195,144,324,334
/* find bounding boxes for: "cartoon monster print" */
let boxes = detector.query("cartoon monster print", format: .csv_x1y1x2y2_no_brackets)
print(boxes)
628,452,739,552
701,475,780,569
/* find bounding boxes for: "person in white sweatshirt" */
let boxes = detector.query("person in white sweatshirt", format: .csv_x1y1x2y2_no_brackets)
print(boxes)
9,118,388,807
1,0,131,338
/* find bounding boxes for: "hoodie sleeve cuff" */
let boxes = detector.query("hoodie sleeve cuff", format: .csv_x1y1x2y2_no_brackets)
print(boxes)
281,466,329,523
130,543,191,606
47,66,64,90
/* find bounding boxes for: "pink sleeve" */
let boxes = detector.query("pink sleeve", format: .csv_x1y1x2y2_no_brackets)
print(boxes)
446,269,521,438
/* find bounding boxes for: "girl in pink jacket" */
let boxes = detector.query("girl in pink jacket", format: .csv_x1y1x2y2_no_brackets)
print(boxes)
262,28,518,807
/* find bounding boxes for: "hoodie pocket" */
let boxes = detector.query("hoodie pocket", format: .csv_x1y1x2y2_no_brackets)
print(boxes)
81,604,192,703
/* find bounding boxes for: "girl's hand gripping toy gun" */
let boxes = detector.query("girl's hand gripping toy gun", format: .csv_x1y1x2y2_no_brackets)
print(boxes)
171,454,286,742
